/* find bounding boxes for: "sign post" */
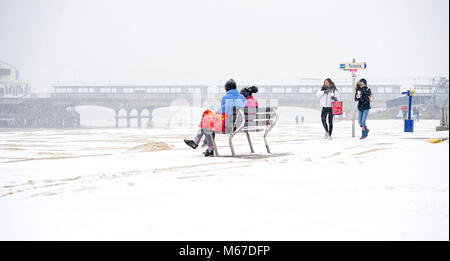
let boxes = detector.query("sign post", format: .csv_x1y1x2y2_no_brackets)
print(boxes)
339,59,367,137
351,59,356,138
402,90,415,132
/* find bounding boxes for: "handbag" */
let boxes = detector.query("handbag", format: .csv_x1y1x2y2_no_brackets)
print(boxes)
199,109,225,132
332,101,343,115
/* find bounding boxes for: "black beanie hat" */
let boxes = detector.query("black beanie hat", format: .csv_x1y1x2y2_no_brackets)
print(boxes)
225,79,237,91
359,78,367,86
240,86,258,98
248,86,258,94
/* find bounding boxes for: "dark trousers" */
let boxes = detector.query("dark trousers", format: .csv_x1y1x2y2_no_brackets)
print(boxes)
194,128,214,150
321,107,334,135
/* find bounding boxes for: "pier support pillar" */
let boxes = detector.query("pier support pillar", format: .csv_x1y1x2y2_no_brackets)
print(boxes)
114,109,119,128
137,109,142,128
126,109,131,128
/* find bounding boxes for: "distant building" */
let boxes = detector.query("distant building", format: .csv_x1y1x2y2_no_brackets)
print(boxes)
0,61,31,97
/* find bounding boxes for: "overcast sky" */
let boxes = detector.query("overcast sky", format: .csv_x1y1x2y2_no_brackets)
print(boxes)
0,0,448,91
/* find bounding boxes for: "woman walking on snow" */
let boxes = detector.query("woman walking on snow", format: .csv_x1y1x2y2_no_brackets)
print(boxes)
355,78,372,139
316,78,340,140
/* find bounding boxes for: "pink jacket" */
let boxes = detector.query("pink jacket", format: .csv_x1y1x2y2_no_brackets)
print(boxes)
246,96,258,108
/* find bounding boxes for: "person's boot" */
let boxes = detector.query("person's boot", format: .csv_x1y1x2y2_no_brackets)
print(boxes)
327,130,333,140
203,149,214,157
184,139,198,149
365,128,369,137
360,129,367,139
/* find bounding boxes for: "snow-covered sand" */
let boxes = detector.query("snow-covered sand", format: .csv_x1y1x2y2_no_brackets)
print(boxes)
0,120,448,240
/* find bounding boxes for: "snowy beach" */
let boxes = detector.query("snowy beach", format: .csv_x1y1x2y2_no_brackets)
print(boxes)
0,119,448,240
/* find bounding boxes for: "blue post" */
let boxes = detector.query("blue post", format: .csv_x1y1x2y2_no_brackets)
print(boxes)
402,90,414,132
408,94,412,120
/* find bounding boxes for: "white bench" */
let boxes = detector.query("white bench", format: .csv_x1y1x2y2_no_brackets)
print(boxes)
203,107,279,157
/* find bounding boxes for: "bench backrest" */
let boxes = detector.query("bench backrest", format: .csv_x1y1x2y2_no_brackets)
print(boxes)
230,107,278,133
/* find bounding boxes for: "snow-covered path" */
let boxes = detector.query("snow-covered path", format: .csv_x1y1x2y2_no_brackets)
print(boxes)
0,120,448,240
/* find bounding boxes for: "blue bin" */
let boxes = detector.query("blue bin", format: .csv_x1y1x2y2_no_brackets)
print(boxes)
404,119,414,132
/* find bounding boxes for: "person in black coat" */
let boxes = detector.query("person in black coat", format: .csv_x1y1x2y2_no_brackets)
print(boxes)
355,78,372,139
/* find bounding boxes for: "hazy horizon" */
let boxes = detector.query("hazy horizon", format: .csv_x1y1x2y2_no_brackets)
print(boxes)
1,0,449,92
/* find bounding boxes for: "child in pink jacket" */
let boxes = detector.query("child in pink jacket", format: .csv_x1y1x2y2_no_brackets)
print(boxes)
240,86,259,108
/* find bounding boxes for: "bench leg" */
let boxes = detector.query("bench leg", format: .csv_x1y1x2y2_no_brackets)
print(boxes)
246,132,255,153
229,134,236,157
262,108,278,154
228,108,245,157
211,133,219,157
264,134,271,154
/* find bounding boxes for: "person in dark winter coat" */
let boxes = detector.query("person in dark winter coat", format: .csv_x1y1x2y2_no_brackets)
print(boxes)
355,78,372,139
316,78,341,140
